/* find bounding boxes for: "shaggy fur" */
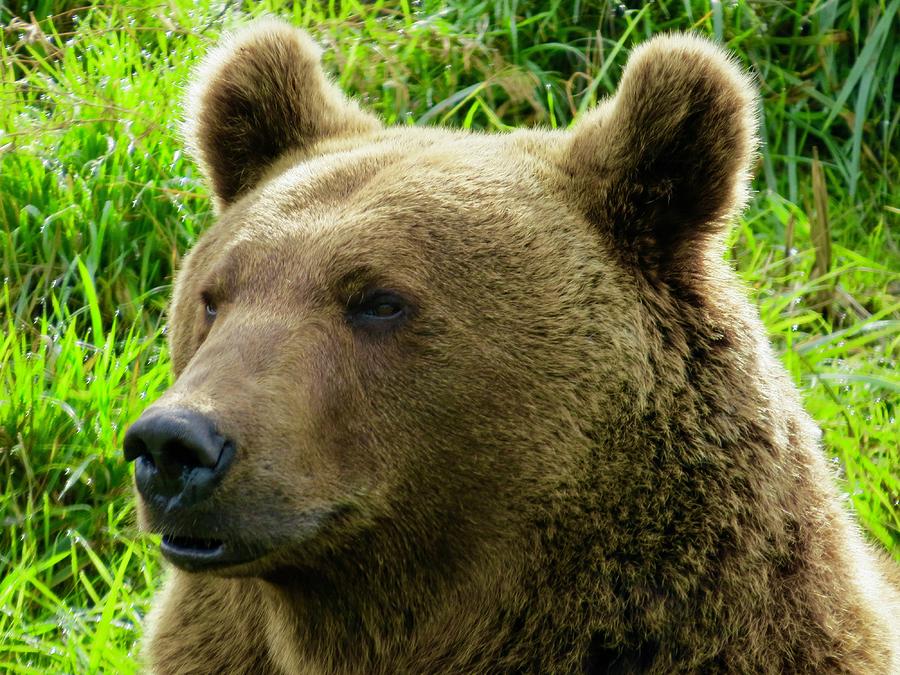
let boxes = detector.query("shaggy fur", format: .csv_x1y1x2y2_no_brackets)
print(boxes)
133,18,900,674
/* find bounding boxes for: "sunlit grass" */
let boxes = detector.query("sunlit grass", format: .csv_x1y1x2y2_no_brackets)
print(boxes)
1,0,897,670
1,293,168,671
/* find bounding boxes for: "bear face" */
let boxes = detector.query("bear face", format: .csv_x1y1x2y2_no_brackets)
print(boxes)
136,128,660,581
124,18,899,674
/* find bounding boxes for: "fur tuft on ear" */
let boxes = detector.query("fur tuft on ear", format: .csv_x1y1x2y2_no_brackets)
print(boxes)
183,18,381,208
564,33,758,272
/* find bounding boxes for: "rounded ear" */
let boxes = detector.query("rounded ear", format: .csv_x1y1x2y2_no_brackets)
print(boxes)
183,18,381,209
563,33,758,272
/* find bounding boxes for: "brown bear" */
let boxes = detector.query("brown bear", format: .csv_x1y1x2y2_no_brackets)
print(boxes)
123,18,900,674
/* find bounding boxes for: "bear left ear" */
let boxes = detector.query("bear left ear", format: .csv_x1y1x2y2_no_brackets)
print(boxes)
183,18,381,209
563,34,758,272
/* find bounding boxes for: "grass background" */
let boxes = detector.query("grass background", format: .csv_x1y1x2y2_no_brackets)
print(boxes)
1,0,898,670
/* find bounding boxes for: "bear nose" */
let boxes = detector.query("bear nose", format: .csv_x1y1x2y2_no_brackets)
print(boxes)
123,408,235,508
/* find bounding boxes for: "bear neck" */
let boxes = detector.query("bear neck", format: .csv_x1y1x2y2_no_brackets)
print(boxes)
255,510,552,671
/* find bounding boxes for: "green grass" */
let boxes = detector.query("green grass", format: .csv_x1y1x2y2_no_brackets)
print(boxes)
1,0,897,670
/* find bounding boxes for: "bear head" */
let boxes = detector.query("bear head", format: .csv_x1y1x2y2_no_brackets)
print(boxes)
124,19,757,587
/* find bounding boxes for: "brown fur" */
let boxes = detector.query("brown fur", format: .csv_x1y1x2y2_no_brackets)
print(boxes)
136,18,900,674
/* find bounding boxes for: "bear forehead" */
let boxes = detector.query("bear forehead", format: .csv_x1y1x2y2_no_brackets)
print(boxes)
255,126,557,222
189,129,562,302
199,127,566,282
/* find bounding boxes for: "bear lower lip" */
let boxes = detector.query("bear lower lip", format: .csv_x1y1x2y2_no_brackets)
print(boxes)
161,535,245,572
163,534,224,552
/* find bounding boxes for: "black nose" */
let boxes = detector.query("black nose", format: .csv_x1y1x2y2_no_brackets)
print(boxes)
124,408,235,509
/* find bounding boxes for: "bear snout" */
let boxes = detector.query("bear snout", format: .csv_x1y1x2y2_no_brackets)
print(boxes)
123,407,236,511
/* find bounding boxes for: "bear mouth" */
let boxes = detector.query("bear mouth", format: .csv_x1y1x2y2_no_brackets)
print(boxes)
161,534,257,572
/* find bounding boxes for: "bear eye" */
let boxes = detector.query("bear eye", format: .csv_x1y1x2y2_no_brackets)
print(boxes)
369,300,403,319
347,290,409,331
201,294,218,321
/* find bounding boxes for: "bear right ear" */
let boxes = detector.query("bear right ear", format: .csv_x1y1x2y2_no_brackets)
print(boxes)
561,34,757,276
183,18,381,209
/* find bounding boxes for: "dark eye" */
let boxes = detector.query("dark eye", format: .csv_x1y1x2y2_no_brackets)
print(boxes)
347,291,409,330
366,299,403,319
202,295,218,320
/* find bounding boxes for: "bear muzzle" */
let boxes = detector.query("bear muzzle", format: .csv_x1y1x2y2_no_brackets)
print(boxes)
123,407,252,571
